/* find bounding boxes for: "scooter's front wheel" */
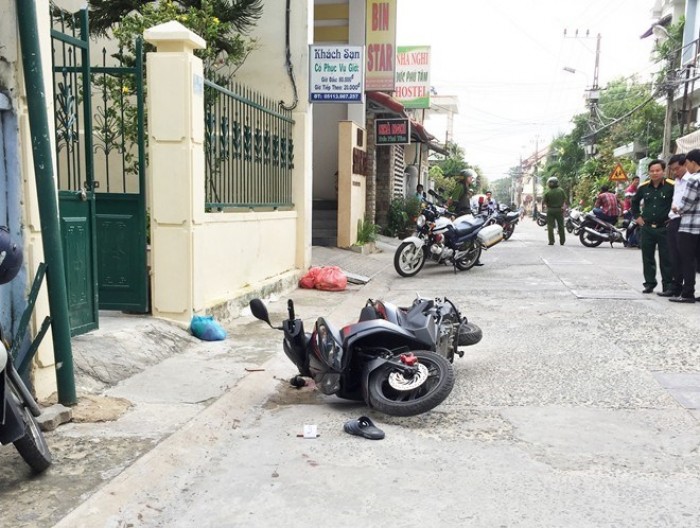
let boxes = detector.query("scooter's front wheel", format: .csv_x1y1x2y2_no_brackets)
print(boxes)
367,351,455,416
394,242,426,277
9,381,52,473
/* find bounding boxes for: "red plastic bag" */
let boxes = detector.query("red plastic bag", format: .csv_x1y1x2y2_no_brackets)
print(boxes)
315,266,347,291
299,267,321,289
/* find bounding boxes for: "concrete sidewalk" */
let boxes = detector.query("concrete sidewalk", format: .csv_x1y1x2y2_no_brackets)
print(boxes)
0,242,396,527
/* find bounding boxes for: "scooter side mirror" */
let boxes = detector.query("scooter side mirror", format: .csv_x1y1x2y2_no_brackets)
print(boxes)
249,299,273,327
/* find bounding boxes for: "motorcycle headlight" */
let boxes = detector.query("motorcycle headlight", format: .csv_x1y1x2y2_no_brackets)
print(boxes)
416,214,426,228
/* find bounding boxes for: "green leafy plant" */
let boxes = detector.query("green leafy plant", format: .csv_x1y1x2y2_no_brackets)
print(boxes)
384,196,421,238
356,216,380,245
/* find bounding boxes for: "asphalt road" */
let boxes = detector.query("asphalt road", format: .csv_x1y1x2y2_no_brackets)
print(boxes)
7,219,700,527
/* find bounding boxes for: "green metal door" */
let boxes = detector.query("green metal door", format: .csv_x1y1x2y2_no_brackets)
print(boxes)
52,9,99,336
92,41,148,313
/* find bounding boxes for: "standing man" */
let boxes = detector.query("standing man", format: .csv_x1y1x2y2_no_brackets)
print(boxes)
631,159,675,294
542,176,567,245
452,168,476,216
659,154,688,298
670,149,700,303
623,176,640,215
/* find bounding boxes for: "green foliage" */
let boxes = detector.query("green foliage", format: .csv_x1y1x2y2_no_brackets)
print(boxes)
490,177,513,206
384,196,421,238
652,17,685,85
356,216,380,245
109,0,259,79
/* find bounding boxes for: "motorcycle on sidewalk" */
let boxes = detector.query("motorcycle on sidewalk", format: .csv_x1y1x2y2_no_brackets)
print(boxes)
578,212,635,248
249,294,481,416
0,227,52,473
393,206,504,277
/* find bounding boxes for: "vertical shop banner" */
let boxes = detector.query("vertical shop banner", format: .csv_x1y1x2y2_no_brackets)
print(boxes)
365,0,397,91
309,46,365,102
395,46,430,109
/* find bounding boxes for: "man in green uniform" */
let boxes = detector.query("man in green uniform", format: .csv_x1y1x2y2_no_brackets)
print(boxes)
631,159,675,294
542,176,567,245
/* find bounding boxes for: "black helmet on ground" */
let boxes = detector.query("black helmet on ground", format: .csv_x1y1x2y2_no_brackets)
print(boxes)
0,226,23,285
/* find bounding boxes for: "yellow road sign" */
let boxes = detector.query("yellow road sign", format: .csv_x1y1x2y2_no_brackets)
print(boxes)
609,163,628,182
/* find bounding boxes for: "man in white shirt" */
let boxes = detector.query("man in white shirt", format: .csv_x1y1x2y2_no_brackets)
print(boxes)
659,154,689,297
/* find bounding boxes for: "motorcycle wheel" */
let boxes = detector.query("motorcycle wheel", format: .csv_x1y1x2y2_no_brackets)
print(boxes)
458,322,483,346
503,224,514,240
454,243,482,271
565,221,574,234
537,218,546,227
9,381,52,473
394,242,426,277
579,230,603,248
367,351,455,416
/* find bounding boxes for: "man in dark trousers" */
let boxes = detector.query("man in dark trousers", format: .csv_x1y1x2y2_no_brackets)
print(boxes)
670,148,700,303
660,154,688,297
542,176,567,245
631,159,675,294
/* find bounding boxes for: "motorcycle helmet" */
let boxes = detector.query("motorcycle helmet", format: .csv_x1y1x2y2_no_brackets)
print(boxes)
547,176,559,188
0,226,23,285
459,168,477,180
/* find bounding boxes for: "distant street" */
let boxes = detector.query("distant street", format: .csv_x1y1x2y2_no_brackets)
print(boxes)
30,220,700,526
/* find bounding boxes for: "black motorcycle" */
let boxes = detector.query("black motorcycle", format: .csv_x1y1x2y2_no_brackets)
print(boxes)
536,211,547,227
0,325,52,473
249,298,457,416
578,212,635,247
494,204,520,240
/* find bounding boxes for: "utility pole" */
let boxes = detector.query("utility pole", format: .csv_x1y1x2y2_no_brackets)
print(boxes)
564,29,601,158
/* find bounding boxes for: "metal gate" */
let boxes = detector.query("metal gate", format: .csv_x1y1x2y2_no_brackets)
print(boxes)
51,8,148,336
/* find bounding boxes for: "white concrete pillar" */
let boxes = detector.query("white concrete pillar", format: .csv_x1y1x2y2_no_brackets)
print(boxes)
144,22,205,323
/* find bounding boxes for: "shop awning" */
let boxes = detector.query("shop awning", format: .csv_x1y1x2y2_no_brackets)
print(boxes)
366,91,438,144
675,128,700,153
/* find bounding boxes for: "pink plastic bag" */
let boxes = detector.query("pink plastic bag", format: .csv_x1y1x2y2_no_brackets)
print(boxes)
299,267,321,289
299,266,347,291
315,266,347,291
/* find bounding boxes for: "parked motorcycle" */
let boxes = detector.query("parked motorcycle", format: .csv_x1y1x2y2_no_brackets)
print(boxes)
536,211,547,227
0,226,52,473
0,325,52,473
494,204,520,240
565,207,584,235
578,212,634,247
249,297,458,416
394,207,504,277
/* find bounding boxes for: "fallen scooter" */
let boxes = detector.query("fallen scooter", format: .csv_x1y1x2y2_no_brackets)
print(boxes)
249,297,457,416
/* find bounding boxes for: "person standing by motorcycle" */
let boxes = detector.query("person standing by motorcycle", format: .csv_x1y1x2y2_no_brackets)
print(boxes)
450,169,476,215
593,185,622,225
542,176,567,245
631,159,675,294
669,149,700,303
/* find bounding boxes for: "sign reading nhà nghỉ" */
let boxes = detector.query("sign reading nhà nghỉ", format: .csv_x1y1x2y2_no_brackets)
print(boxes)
309,45,365,103
365,0,397,92
395,46,430,109
376,118,410,145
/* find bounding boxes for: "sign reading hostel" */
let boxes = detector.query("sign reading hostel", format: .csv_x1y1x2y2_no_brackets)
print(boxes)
609,163,628,182
395,46,431,109
309,46,364,103
376,118,410,145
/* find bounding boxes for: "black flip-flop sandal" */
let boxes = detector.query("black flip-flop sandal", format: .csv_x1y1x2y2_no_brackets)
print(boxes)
343,416,385,440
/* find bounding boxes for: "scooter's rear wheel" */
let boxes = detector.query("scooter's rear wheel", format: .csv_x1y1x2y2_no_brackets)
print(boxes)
454,243,481,271
502,223,515,240
579,229,603,247
367,351,455,416
9,381,52,473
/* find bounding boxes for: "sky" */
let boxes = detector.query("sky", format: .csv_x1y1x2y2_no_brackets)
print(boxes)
396,0,660,181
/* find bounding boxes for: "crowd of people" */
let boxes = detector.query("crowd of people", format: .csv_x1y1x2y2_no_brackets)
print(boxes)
541,151,700,304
